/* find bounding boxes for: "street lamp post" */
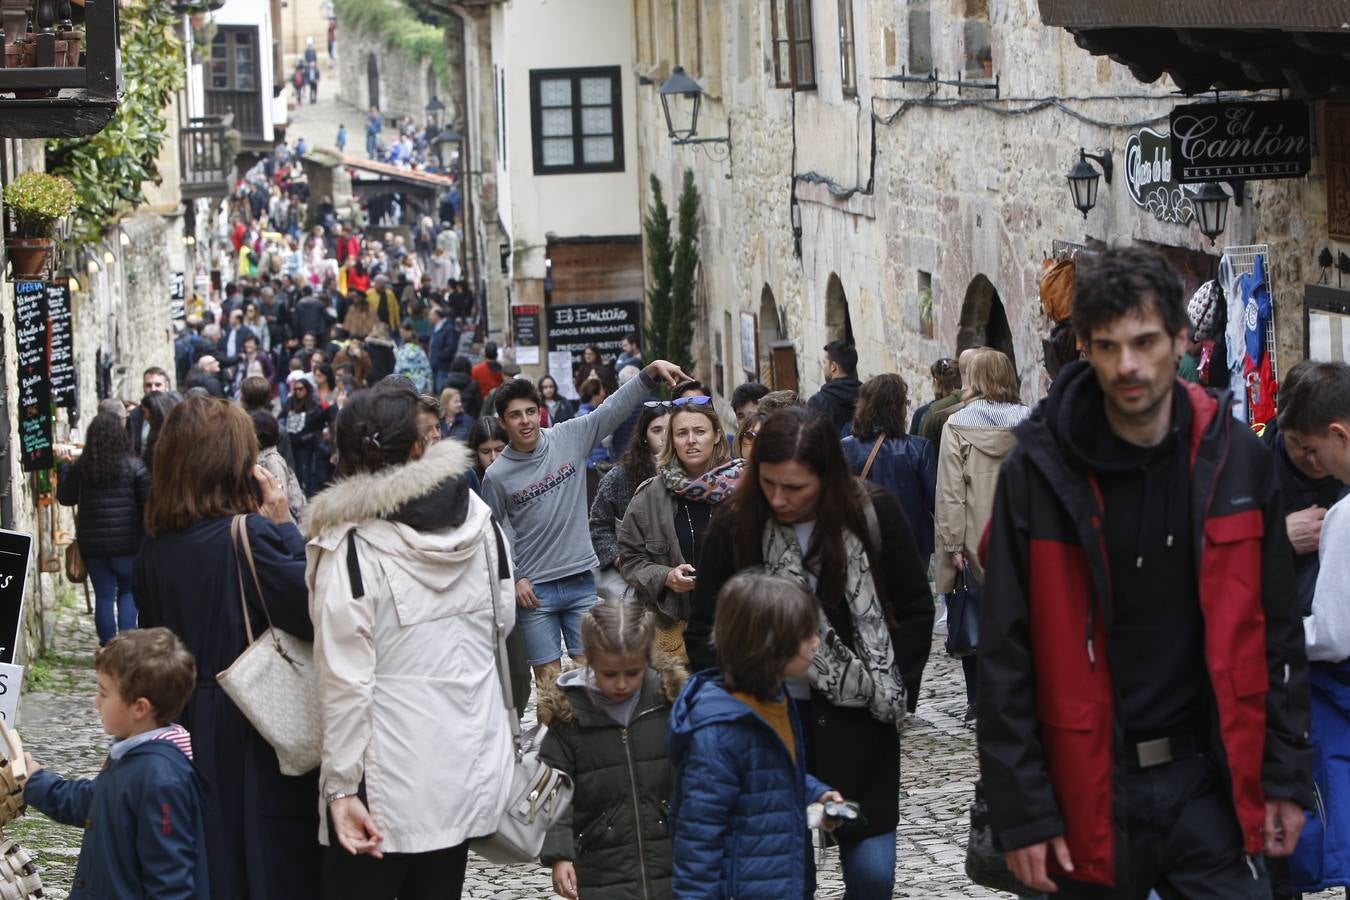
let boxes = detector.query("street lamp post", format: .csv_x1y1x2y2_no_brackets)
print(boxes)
434,124,462,174
657,65,733,178
426,96,445,133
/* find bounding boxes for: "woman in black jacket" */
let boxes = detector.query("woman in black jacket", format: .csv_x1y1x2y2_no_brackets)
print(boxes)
134,394,321,900
686,405,934,898
282,374,328,495
57,411,151,645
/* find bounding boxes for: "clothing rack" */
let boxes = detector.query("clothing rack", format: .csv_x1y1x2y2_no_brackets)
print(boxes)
1221,242,1279,383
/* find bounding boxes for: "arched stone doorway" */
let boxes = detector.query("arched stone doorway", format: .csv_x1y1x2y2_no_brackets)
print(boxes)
825,273,854,345
367,53,381,110
758,285,797,391
956,275,1016,370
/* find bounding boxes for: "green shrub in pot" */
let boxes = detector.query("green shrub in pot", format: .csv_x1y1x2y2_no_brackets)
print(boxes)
4,172,77,239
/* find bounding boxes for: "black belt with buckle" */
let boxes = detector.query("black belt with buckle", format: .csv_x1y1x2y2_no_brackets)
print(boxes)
1124,730,1205,770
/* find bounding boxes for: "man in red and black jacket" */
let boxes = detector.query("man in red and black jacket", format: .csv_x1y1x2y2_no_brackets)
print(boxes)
977,246,1312,897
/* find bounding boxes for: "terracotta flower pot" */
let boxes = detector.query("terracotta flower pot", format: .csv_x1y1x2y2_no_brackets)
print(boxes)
3,41,34,70
5,238,53,280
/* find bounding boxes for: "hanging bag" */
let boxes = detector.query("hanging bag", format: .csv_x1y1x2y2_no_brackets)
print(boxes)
470,520,574,864
943,564,980,658
216,514,321,776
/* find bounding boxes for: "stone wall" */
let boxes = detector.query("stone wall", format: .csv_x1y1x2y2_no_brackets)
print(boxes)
1,187,177,665
632,0,1320,412
336,17,459,128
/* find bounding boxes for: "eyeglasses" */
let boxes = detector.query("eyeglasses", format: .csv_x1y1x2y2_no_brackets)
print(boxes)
644,395,713,411
934,358,959,375
741,429,760,443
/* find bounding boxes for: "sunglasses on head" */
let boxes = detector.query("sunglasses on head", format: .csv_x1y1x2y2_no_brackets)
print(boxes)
644,395,713,411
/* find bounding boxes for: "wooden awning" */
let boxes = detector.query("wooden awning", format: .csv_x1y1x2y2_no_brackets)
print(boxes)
1038,0,1350,94
1039,1,1350,32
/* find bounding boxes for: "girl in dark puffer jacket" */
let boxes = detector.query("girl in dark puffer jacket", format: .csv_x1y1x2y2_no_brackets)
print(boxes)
57,411,151,644
538,599,686,900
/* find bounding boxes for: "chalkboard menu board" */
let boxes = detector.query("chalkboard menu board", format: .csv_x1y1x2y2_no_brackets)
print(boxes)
0,530,31,665
169,271,186,322
46,281,75,409
14,281,51,472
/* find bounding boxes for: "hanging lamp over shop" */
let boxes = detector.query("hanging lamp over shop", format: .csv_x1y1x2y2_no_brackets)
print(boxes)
1191,182,1231,245
1066,148,1113,218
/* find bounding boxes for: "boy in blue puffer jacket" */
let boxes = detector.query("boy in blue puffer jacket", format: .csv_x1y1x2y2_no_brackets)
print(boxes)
24,627,208,899
668,571,841,899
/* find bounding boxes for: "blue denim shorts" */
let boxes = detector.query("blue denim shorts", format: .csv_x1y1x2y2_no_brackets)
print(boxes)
518,570,596,665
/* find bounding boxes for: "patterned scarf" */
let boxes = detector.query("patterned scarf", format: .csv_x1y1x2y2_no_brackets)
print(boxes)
762,517,907,724
659,458,744,505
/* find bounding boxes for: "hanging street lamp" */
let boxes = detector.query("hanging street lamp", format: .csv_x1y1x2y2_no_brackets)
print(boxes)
1066,148,1113,218
1191,182,1231,245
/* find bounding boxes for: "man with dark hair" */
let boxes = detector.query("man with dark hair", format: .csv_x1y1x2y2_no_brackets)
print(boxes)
472,341,505,398
127,367,171,456
427,305,458,393
731,381,770,427
616,331,643,371
979,246,1311,897
808,340,862,435
482,357,690,694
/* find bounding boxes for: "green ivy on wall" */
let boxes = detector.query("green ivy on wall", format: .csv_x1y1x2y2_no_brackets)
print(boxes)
45,1,185,245
334,0,453,93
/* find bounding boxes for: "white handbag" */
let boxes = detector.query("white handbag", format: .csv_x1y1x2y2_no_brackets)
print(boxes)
470,521,574,864
216,514,321,777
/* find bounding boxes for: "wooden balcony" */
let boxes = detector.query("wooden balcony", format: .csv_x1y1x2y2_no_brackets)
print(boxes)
0,0,119,138
179,113,236,200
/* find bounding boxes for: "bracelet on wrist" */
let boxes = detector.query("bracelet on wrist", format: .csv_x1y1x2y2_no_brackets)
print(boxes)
326,790,355,806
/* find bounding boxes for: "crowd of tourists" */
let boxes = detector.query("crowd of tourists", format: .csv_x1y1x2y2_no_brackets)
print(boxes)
28,243,1350,900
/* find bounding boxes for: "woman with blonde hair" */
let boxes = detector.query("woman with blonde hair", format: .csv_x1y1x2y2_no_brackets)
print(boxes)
618,396,741,661
134,395,321,900
935,348,1029,719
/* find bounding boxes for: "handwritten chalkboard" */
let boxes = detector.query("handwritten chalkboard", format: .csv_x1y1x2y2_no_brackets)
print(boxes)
46,281,74,409
13,282,51,472
169,271,186,322
0,531,32,666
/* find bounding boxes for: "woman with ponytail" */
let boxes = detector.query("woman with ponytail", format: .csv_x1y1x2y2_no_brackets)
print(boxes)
303,378,518,899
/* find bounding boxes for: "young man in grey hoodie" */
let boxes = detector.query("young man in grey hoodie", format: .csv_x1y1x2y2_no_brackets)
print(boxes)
482,358,689,690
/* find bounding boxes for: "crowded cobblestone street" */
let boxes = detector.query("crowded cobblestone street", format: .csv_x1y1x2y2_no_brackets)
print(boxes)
11,592,1006,899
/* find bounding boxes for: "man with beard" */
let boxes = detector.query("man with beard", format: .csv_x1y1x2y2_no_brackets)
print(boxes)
978,246,1311,898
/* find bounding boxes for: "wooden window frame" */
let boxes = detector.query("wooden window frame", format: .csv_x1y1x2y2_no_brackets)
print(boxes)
207,26,259,94
528,66,625,176
770,0,816,91
838,0,856,97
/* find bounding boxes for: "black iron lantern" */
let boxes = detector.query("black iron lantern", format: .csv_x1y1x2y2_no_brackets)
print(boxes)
659,66,703,141
1066,148,1113,218
1191,182,1230,245
433,124,462,171
425,96,445,132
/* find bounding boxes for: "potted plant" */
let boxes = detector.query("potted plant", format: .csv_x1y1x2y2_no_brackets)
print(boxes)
3,171,77,279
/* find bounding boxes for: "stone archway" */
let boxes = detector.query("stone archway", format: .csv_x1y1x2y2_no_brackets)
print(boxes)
758,284,782,379
367,53,381,110
825,273,854,345
956,275,1016,369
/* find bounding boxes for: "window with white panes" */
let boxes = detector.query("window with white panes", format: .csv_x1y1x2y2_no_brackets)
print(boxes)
529,67,625,175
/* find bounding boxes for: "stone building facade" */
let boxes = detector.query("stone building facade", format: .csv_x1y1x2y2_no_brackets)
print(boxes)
336,17,460,127
631,0,1318,411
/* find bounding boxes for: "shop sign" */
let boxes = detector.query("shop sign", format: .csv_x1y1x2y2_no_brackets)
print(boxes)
1169,100,1311,182
169,271,186,323
1326,104,1350,241
0,530,31,666
47,281,75,409
511,304,541,366
1125,127,1194,225
14,282,51,472
545,300,642,368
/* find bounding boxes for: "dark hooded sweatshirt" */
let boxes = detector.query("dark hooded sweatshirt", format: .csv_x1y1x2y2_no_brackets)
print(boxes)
1064,378,1206,738
807,376,861,435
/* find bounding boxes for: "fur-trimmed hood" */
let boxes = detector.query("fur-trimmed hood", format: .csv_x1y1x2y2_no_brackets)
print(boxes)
302,438,474,539
538,657,688,726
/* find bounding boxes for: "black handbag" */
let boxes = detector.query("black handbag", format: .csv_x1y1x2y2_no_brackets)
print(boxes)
965,780,1037,896
944,565,980,658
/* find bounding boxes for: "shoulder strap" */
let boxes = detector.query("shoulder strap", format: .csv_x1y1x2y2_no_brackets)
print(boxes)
345,528,364,598
859,487,882,555
231,514,279,644
484,517,522,736
860,435,886,480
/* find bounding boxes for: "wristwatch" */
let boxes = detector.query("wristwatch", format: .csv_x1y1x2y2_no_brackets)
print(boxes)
326,790,355,806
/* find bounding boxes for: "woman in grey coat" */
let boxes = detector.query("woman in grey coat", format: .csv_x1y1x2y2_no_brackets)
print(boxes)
589,404,669,600
617,398,741,662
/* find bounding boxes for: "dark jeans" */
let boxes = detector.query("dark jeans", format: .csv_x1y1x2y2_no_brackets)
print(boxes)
85,554,137,645
323,837,467,900
1054,755,1270,900
962,655,978,705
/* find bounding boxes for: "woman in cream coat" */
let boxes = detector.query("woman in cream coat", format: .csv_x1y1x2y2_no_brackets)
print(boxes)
304,378,516,899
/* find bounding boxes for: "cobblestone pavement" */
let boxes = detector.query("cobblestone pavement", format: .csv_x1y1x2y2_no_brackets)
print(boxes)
9,594,1338,898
